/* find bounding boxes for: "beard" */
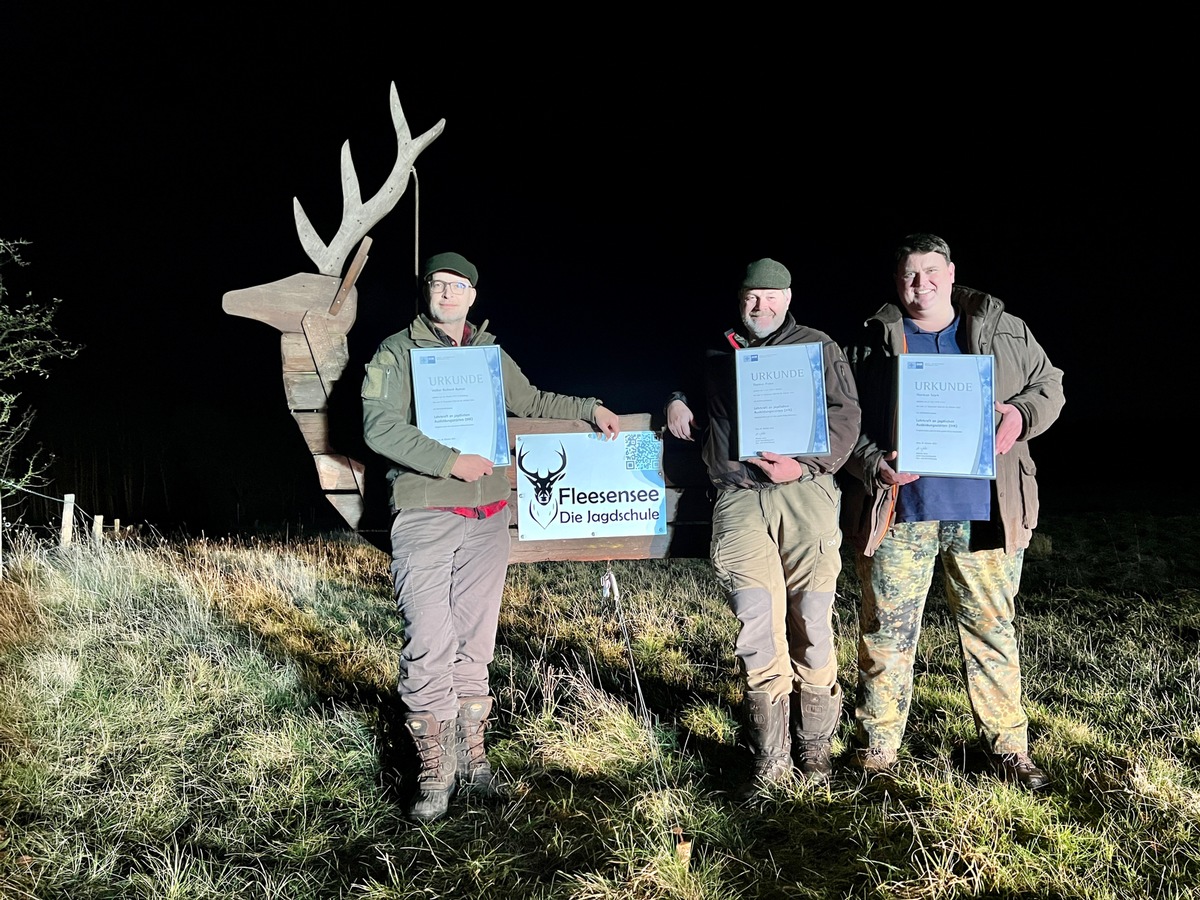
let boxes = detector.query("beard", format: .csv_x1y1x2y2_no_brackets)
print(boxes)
742,313,782,340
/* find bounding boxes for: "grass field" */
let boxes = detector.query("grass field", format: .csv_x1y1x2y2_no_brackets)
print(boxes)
1,510,1198,899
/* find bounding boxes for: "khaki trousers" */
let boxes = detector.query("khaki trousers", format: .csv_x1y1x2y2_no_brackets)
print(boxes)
389,507,511,721
710,476,843,703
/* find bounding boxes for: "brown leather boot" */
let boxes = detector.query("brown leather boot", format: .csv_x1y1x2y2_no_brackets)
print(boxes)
457,696,499,796
403,713,457,822
985,751,1050,790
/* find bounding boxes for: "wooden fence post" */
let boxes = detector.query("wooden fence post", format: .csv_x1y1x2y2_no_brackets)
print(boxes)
60,494,75,547
92,515,104,542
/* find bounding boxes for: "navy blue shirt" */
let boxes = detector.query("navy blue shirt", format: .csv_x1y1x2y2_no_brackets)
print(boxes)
895,314,992,523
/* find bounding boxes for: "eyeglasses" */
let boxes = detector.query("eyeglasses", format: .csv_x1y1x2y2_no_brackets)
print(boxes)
427,278,471,295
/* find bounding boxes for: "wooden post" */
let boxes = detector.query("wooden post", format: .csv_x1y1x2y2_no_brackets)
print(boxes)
60,494,75,547
329,235,371,316
92,515,104,542
113,518,121,538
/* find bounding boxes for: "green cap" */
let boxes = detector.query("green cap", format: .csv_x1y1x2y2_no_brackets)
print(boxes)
741,258,790,290
422,251,478,287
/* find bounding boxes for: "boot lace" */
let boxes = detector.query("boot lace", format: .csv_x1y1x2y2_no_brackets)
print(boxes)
460,719,487,768
797,737,832,764
858,747,897,771
999,752,1037,772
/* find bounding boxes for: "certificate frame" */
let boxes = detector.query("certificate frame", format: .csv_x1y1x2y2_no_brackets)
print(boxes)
896,353,995,478
734,342,830,460
410,345,511,466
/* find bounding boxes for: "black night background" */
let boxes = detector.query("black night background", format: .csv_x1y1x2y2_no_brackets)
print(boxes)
2,14,1191,535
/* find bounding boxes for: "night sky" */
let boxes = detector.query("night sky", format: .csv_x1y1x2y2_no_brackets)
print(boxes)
2,15,1192,533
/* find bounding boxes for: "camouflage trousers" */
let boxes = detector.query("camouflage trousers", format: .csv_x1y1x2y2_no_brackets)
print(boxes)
855,520,1027,754
710,476,843,704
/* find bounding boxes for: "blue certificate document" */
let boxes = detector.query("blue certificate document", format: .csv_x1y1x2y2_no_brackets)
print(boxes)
410,346,511,466
734,343,830,460
896,354,995,478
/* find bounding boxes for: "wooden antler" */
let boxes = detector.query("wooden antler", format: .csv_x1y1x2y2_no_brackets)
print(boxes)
294,83,445,276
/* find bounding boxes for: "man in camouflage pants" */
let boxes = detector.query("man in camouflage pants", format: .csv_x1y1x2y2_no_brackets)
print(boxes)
840,234,1064,788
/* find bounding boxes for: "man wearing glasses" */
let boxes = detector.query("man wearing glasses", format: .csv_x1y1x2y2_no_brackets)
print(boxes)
362,252,621,822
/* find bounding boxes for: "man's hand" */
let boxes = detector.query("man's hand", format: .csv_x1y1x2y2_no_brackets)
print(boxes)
666,399,696,441
878,451,920,486
451,453,494,482
745,451,805,483
994,401,1023,455
594,405,621,440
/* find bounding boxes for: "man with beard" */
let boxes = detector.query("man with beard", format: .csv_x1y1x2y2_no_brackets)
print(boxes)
667,258,861,796
363,251,621,822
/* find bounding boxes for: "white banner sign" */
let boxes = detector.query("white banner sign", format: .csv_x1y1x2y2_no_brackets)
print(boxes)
515,431,666,541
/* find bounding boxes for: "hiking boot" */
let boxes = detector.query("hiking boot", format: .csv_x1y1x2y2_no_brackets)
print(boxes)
854,747,898,777
733,691,794,800
790,683,841,781
457,696,499,797
403,713,457,822
986,751,1050,790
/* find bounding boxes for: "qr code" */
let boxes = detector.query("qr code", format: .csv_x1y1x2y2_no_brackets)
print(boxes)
624,432,661,471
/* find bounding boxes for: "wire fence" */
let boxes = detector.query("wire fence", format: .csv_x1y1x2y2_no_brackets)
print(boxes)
0,479,135,574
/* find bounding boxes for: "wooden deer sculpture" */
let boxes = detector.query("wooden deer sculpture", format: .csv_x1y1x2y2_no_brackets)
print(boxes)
223,83,444,529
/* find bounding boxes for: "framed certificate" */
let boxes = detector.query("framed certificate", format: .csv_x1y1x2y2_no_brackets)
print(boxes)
734,343,830,460
410,345,511,466
896,353,995,478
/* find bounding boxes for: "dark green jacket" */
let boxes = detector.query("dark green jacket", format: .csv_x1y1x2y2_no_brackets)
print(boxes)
702,313,862,490
362,315,600,511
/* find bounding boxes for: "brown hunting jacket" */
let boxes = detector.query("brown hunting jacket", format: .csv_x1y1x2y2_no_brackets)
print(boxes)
840,286,1065,556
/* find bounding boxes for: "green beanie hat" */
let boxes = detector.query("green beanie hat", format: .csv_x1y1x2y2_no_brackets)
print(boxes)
741,258,791,290
422,251,478,287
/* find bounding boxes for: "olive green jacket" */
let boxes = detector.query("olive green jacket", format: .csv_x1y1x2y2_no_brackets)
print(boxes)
362,315,600,511
840,287,1065,556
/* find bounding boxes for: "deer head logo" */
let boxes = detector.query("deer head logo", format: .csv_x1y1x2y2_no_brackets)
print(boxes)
518,443,567,529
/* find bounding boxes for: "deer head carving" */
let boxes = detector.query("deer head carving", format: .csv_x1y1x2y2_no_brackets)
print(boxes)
222,83,444,529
